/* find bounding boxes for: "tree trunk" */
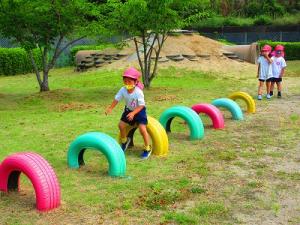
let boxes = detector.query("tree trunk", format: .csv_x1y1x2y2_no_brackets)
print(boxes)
40,71,49,92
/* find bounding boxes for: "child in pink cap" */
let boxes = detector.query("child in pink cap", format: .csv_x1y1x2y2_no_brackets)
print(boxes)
105,67,152,159
270,45,287,98
257,44,273,100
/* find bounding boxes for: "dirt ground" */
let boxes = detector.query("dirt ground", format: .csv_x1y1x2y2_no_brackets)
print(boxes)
224,83,300,225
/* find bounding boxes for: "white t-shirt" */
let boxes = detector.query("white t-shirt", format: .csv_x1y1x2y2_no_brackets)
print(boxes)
257,56,273,80
271,56,287,78
115,87,145,111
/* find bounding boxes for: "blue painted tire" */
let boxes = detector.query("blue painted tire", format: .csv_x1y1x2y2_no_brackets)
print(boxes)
212,98,243,120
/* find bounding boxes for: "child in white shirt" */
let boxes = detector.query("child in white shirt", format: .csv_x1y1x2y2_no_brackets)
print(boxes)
270,45,287,98
257,44,273,100
105,67,152,159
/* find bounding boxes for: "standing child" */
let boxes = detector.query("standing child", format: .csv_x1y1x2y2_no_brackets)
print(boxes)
257,44,273,100
105,67,152,159
270,45,287,98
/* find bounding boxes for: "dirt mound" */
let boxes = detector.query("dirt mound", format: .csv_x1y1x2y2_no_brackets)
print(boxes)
98,34,257,76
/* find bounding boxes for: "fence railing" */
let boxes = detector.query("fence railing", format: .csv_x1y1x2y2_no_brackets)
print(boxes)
200,31,300,45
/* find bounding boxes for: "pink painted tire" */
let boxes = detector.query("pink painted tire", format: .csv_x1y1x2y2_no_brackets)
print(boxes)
191,103,225,129
0,152,61,211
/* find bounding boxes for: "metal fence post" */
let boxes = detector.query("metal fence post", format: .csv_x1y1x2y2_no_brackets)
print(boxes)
280,31,282,42
244,32,248,44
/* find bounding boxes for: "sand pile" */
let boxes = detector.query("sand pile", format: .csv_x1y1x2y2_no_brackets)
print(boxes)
77,33,257,76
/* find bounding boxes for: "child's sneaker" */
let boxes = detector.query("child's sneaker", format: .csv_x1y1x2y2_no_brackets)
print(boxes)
266,94,271,100
121,137,131,152
277,92,282,98
257,95,262,100
140,145,152,159
270,91,273,96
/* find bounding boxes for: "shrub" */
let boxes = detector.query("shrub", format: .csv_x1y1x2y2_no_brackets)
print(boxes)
258,40,300,60
254,15,272,25
0,48,42,76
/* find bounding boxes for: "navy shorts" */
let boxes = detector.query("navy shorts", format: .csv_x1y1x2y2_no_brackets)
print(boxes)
259,78,272,82
271,77,282,82
121,107,148,126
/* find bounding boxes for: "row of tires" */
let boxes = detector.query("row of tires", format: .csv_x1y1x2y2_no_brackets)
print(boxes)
0,92,255,211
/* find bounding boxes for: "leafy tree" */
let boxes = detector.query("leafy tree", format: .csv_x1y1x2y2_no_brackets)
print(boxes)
108,0,182,88
0,0,100,92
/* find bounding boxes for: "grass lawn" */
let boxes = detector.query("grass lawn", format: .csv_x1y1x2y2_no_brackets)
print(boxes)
0,61,299,224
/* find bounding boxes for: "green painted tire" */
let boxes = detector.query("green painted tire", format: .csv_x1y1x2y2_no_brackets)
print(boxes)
212,98,243,120
159,106,204,140
67,132,126,177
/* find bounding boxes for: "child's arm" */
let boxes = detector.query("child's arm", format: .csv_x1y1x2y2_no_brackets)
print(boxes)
105,99,118,115
264,52,273,64
126,105,144,121
257,64,260,78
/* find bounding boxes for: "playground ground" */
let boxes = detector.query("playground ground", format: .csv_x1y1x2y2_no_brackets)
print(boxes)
0,61,299,225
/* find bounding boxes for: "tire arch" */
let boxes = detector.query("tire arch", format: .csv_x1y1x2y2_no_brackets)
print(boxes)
0,152,61,211
118,116,169,156
228,91,256,113
159,106,204,140
67,132,126,177
212,98,243,120
191,103,225,129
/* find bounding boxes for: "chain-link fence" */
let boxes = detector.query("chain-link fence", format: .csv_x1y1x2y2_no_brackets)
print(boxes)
200,31,300,44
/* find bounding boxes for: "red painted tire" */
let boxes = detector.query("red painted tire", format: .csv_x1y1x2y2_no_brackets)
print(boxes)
191,103,225,129
0,152,61,211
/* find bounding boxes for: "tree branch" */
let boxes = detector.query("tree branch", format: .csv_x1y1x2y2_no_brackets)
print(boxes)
150,33,166,82
134,37,144,75
48,36,85,70
28,50,42,86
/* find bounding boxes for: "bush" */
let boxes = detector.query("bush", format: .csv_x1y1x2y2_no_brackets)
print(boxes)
0,48,42,76
254,15,272,25
258,40,300,60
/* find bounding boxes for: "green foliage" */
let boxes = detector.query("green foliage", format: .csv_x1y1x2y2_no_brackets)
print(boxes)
258,40,300,60
272,13,300,26
184,0,299,29
107,0,183,87
171,0,211,26
110,0,182,35
192,16,253,29
0,48,42,76
0,0,102,91
254,15,272,25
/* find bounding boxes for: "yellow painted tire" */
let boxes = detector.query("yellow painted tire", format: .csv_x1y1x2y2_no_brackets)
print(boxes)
228,91,256,113
118,116,169,157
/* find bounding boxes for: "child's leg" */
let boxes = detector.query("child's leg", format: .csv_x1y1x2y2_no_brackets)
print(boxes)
138,124,150,148
277,81,282,92
270,81,275,96
266,81,271,94
277,81,282,97
258,81,264,95
119,120,128,141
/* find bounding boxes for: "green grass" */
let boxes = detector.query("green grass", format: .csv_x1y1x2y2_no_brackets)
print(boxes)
0,61,299,224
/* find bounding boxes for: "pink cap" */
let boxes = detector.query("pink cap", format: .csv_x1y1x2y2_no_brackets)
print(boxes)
275,45,284,51
123,67,141,80
261,44,272,52
123,67,144,90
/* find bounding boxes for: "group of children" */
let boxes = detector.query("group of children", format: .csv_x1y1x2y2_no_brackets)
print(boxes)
257,44,287,100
